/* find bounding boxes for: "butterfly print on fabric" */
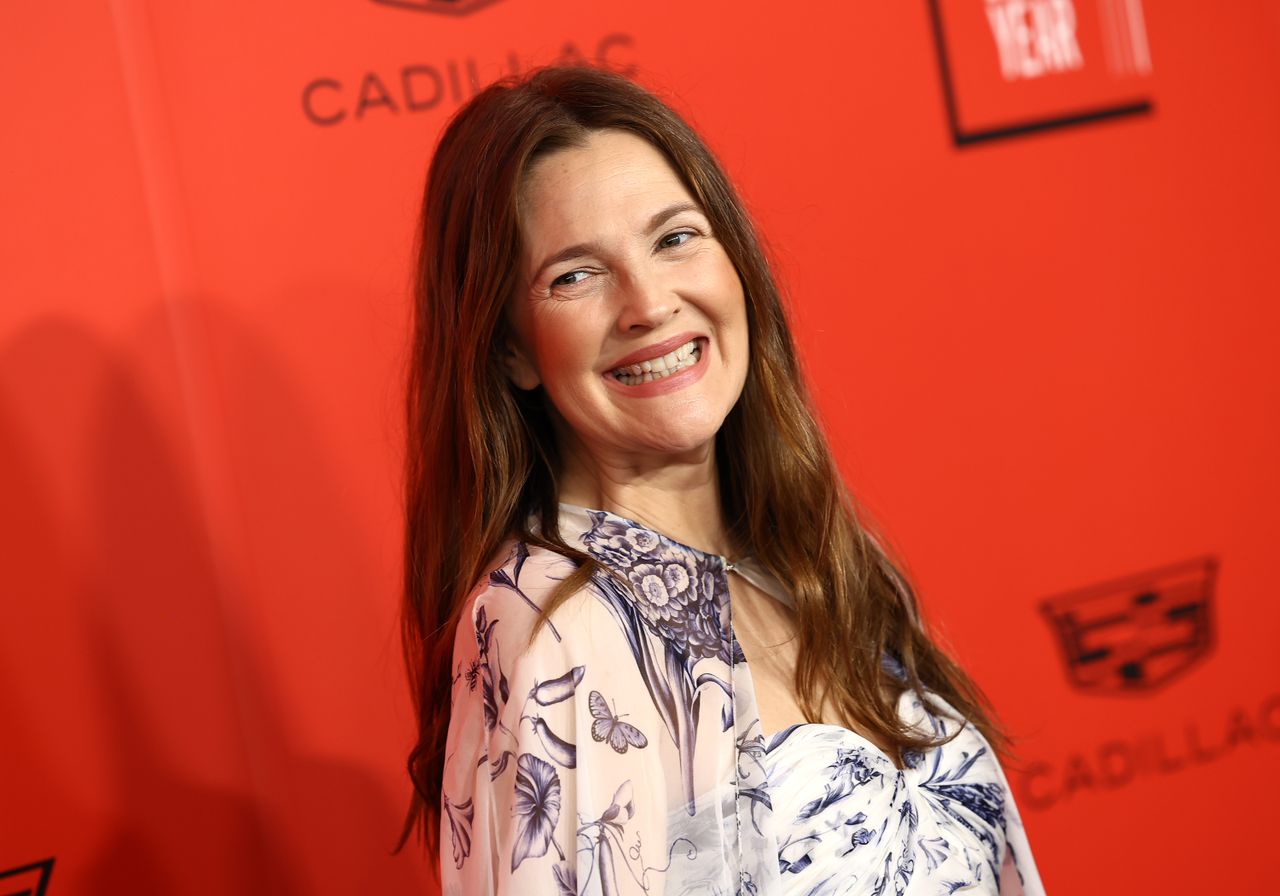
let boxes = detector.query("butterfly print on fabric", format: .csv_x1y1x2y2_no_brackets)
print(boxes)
589,689,649,753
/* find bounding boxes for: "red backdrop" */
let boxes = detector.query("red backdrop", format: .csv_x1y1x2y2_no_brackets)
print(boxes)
3,1,1278,893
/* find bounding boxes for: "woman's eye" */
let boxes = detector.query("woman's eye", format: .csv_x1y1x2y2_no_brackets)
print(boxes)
659,231,694,249
551,270,590,288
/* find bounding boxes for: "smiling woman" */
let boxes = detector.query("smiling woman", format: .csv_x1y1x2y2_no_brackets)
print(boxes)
398,67,1046,895
504,130,748,465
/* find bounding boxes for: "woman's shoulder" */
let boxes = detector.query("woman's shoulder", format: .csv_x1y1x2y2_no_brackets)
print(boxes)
471,537,585,599
454,538,596,651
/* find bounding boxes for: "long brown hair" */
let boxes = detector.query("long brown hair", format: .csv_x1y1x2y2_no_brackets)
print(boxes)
399,65,1003,855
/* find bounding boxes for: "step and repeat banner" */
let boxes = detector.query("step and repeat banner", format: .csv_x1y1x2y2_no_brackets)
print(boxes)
3,1,1278,893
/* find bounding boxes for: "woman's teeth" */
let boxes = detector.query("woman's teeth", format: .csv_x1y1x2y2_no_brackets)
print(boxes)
611,339,701,385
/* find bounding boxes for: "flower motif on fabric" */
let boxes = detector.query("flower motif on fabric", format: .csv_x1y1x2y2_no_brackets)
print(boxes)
629,557,695,619
626,556,725,661
581,512,730,662
512,753,566,871
586,517,663,568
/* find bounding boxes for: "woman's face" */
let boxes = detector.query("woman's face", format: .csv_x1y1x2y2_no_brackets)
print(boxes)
505,129,749,469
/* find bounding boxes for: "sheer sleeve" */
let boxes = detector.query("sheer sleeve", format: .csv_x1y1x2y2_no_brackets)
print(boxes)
991,739,1047,896
439,543,675,896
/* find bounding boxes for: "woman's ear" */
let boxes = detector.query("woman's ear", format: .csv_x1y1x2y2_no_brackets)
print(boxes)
500,336,542,391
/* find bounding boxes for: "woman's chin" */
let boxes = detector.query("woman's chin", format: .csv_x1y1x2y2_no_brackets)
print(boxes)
626,428,722,461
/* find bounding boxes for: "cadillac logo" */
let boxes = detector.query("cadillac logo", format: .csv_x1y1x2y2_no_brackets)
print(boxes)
1040,557,1216,694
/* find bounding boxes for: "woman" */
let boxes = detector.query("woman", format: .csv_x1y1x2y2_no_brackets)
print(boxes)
400,66,1044,895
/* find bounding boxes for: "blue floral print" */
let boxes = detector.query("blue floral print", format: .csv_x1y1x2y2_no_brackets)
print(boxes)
438,504,1045,895
585,512,732,664
513,753,564,871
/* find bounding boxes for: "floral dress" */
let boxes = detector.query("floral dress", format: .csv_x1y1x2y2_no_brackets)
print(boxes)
439,504,1045,896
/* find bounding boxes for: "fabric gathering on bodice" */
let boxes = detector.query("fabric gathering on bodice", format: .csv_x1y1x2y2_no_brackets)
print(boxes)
762,709,1032,896
438,503,1045,896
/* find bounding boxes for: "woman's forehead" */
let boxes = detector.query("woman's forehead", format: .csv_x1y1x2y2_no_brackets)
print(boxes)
517,131,700,252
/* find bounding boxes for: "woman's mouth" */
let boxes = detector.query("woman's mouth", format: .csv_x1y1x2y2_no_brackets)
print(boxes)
609,338,702,386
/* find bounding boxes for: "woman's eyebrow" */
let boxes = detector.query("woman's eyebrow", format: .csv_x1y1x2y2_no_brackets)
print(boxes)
644,201,702,234
533,242,602,280
532,203,705,280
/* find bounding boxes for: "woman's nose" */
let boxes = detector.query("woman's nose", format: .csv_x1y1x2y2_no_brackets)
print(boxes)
615,269,680,332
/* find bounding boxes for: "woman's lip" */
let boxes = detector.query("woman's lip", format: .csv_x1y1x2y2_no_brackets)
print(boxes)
602,337,709,398
606,331,704,371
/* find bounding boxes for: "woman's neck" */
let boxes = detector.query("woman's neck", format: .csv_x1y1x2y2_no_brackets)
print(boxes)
556,440,734,558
